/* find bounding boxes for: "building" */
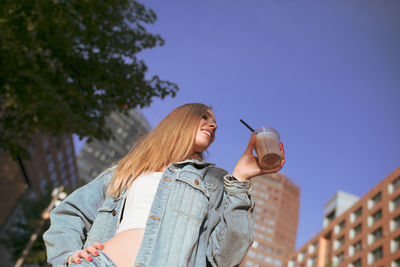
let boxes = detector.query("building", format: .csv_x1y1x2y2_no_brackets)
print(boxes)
77,109,150,182
0,133,78,266
241,173,300,267
0,133,78,230
286,167,400,267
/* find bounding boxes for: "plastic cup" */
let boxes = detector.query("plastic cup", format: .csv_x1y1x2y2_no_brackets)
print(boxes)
254,127,282,170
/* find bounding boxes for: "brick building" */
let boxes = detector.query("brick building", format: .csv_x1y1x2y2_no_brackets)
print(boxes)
286,167,400,267
241,173,300,267
0,133,79,265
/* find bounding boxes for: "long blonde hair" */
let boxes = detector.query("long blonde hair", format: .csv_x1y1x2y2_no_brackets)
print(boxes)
107,103,211,197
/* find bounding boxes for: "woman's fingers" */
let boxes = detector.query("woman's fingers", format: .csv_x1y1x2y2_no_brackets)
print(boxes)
244,133,256,154
80,250,93,262
280,143,285,161
70,250,92,264
69,244,104,264
85,245,100,257
93,243,104,250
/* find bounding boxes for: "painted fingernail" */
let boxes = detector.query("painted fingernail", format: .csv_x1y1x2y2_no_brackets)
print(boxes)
100,245,104,249
77,259,81,264
94,251,99,256
88,256,92,261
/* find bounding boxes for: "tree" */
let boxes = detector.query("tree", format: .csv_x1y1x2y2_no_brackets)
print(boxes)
0,0,178,158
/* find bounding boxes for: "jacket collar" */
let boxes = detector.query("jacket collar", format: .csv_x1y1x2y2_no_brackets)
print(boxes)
170,158,215,168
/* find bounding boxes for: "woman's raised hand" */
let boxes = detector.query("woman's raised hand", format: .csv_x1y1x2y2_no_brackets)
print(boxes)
232,133,285,181
69,243,104,264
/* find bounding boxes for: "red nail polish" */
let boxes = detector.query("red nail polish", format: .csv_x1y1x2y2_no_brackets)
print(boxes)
77,259,81,264
100,245,104,249
94,251,99,256
88,256,92,261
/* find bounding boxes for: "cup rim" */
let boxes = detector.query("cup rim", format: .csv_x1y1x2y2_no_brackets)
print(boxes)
254,126,280,140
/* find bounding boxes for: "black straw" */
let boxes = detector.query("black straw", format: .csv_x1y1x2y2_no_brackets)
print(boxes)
240,119,255,132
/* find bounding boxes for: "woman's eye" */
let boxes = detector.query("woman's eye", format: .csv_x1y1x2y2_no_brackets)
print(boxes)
202,115,208,120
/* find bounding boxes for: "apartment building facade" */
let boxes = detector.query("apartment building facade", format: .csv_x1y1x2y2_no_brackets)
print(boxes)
286,167,400,267
241,173,300,267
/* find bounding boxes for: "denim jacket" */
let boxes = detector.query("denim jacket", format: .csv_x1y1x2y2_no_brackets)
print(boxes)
43,159,254,267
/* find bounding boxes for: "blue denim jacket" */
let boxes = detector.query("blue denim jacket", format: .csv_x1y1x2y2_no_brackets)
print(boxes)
43,159,254,267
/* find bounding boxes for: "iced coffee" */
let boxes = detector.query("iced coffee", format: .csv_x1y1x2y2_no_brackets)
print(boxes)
254,127,282,170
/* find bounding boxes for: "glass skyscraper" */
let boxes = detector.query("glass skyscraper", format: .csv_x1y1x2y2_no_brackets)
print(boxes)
77,109,151,182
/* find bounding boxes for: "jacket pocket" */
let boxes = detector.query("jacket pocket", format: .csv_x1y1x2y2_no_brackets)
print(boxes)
170,172,209,222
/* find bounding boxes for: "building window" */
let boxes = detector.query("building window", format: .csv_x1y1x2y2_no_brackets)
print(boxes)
350,207,362,223
66,145,72,156
46,151,53,162
349,240,362,256
368,209,382,226
368,227,383,244
61,170,67,180
57,151,64,162
390,194,400,212
333,252,344,266
287,260,295,267
248,250,256,258
324,210,336,227
391,215,400,232
40,179,48,194
368,246,383,264
64,135,71,145
349,258,361,267
350,223,362,239
334,236,345,250
256,253,263,260
392,257,400,267
391,235,400,253
273,259,282,266
48,161,55,173
50,172,58,186
297,251,305,262
264,255,273,264
307,256,316,267
69,164,76,174
308,241,318,254
389,176,400,194
368,192,382,209
58,161,65,171
335,220,346,234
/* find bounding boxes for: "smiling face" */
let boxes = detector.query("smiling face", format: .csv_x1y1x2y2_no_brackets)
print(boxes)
191,109,217,155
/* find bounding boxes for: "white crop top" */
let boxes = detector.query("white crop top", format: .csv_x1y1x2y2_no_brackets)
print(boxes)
116,172,162,234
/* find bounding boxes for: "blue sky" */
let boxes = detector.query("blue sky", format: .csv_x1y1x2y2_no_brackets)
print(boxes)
76,0,400,249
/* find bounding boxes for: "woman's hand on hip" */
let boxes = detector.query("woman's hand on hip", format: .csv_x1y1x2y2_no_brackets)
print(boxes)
69,243,104,264
232,133,285,181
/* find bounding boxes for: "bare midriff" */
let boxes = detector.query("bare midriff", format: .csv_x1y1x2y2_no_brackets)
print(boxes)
102,228,145,267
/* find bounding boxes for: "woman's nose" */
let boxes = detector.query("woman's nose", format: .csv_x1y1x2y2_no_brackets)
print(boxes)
208,120,217,129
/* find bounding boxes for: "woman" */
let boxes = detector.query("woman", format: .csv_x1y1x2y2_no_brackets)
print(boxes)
43,103,285,267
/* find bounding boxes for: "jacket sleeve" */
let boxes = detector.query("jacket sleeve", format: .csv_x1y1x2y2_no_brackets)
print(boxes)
206,173,255,267
43,168,113,267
